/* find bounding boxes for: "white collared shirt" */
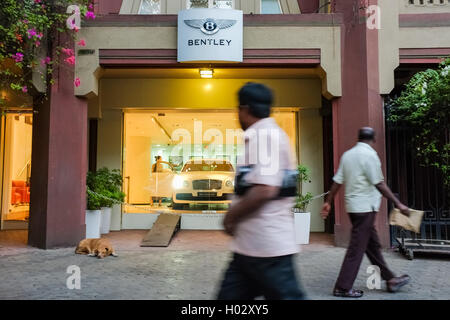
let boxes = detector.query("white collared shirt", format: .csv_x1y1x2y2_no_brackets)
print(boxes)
333,142,384,213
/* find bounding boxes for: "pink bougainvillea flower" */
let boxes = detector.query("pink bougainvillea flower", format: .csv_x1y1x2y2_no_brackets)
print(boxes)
27,28,37,39
12,52,24,62
85,11,96,19
35,40,40,47
61,48,74,56
77,39,86,47
34,0,41,3
22,86,28,93
74,78,81,87
65,56,76,65
37,32,43,39
41,57,51,65
89,3,94,9
74,26,80,33
23,19,29,24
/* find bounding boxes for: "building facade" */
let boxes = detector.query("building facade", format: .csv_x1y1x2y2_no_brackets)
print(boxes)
2,0,448,249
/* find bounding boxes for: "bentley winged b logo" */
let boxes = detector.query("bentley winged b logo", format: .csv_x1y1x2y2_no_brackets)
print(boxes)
184,18,237,35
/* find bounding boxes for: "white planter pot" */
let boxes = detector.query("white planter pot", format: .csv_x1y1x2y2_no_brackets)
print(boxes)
293,210,311,244
100,207,112,234
85,210,101,239
109,204,121,231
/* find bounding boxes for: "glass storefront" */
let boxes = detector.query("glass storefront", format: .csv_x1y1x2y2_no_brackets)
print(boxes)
0,114,32,230
122,109,297,213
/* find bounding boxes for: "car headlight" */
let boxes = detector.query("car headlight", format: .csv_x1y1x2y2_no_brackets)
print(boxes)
172,176,188,189
225,179,234,188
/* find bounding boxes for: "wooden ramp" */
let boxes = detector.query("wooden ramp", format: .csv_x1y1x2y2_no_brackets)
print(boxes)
140,213,181,247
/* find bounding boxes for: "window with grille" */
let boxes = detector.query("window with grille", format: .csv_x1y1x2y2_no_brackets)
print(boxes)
187,0,234,9
138,0,161,14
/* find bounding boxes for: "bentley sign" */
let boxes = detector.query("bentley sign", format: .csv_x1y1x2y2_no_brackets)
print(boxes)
177,9,243,63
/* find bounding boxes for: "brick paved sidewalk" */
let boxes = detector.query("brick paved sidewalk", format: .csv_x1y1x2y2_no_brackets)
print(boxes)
0,230,449,300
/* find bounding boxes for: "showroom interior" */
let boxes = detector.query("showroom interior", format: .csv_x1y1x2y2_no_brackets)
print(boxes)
0,113,33,230
91,67,327,232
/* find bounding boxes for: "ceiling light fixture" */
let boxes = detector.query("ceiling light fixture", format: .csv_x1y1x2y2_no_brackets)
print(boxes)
199,68,214,79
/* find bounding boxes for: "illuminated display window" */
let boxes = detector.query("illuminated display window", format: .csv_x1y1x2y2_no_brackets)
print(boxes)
123,110,296,212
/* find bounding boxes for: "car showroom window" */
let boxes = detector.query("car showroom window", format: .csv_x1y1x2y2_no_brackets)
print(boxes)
261,0,282,14
139,0,161,14
187,0,234,9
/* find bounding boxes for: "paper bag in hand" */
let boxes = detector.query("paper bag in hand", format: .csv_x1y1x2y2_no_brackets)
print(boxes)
389,208,424,234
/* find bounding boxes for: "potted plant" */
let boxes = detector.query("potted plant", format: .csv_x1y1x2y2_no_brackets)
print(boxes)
292,165,313,244
95,168,125,234
86,171,102,239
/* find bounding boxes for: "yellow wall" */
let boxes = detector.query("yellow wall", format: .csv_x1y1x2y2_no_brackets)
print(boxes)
299,109,324,232
100,78,322,110
10,116,32,181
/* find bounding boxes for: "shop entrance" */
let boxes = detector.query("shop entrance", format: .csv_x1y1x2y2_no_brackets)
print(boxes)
122,109,298,217
0,113,32,230
97,69,325,231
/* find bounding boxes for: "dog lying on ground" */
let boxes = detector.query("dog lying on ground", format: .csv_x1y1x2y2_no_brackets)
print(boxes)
75,238,118,259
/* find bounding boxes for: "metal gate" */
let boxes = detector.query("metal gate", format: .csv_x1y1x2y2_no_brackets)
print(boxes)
385,121,450,258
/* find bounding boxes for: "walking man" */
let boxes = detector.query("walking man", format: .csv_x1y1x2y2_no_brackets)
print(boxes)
217,82,306,300
321,127,411,298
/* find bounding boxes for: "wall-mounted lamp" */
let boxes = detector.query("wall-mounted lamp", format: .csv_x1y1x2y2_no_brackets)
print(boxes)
199,68,214,79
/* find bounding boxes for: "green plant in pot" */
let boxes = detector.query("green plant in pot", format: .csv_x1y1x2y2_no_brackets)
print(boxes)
86,171,102,210
86,170,102,238
293,164,313,213
92,167,126,234
94,167,125,206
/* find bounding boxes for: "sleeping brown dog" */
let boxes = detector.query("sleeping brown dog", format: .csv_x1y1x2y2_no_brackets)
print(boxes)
75,238,118,259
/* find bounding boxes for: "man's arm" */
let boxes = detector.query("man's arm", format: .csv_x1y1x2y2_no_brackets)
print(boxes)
159,160,175,168
375,181,410,215
320,182,342,219
223,184,279,236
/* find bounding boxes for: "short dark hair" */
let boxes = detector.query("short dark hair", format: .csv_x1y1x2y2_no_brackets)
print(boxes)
238,82,273,118
358,127,376,142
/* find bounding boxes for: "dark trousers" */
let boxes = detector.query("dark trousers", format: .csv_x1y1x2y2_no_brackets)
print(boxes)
217,253,306,300
335,211,396,291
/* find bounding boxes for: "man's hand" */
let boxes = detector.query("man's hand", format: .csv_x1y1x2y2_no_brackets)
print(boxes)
223,211,237,236
321,202,331,219
375,182,411,216
397,203,410,216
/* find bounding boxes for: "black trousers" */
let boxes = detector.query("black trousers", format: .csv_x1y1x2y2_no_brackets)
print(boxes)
217,253,306,300
335,211,396,291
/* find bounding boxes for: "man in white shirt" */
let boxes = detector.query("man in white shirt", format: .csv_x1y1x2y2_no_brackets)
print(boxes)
217,82,305,300
321,127,411,298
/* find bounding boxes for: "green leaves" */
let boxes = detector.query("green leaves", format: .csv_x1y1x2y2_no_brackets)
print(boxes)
387,58,450,192
86,168,126,210
294,164,313,212
0,0,91,97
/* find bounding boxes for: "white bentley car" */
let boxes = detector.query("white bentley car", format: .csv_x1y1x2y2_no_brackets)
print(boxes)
172,159,235,210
